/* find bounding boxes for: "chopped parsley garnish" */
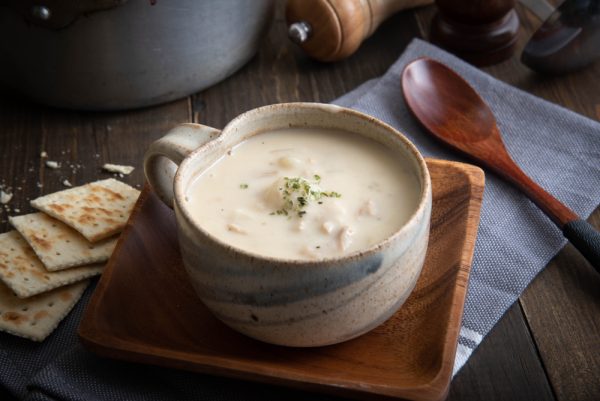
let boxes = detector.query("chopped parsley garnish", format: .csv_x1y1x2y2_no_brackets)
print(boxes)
272,175,341,218
239,183,249,189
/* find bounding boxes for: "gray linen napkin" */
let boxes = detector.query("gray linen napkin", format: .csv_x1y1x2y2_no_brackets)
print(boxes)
334,38,600,375
1,38,599,400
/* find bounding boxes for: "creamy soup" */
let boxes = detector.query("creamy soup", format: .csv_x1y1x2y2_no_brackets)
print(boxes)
185,128,420,260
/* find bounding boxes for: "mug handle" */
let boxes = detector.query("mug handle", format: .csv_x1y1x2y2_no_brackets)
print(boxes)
144,123,221,208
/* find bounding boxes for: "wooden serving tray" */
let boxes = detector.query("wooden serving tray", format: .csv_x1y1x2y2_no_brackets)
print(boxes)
79,159,484,401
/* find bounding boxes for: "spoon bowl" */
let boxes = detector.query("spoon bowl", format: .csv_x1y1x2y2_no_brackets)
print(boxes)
401,60,495,145
401,57,600,272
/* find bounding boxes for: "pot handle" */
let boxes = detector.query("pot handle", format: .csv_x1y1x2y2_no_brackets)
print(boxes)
144,123,221,208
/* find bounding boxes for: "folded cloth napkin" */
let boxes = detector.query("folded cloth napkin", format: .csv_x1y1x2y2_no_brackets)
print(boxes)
334,38,600,375
1,38,599,400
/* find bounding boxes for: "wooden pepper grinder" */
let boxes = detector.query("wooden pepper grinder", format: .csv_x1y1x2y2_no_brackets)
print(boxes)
430,0,520,66
286,0,434,62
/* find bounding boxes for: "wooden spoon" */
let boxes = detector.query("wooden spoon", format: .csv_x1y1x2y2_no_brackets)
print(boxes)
401,57,600,272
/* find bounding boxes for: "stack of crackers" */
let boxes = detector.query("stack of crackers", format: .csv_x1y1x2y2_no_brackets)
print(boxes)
0,178,139,341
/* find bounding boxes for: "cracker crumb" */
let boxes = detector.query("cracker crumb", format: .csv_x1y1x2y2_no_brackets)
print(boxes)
62,179,72,187
40,151,48,158
102,163,135,175
13,208,20,213
45,161,60,169
36,182,43,188
0,190,12,204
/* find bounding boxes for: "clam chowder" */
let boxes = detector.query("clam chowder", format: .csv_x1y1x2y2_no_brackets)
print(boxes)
186,128,420,259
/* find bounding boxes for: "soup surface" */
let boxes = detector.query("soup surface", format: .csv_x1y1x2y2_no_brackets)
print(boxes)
186,128,420,259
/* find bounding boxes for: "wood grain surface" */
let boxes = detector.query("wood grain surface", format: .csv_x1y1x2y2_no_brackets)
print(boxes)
0,1,598,400
79,160,484,401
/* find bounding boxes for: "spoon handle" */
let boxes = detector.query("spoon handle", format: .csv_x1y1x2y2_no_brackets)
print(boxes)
497,157,600,272
495,156,577,226
563,221,600,274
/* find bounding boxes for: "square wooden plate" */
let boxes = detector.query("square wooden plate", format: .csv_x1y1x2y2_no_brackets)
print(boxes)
79,159,484,401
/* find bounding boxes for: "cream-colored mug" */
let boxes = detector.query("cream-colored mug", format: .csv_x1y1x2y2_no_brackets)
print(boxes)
144,103,431,346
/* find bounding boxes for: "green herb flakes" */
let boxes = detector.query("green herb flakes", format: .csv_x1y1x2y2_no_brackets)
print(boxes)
272,175,341,218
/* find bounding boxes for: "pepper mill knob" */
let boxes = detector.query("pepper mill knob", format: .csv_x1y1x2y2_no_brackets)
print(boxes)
288,21,312,44
430,0,520,66
286,0,434,62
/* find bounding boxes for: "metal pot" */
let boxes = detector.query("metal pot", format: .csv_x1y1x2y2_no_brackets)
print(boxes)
0,0,275,110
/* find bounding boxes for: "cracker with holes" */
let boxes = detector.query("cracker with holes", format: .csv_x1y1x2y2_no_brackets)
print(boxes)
0,279,89,341
30,178,140,242
9,213,117,271
0,231,103,298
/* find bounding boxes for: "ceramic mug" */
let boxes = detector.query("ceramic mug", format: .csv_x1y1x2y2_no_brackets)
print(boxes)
144,103,432,347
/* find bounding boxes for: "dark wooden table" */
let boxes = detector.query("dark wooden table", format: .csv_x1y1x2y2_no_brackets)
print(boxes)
1,2,599,401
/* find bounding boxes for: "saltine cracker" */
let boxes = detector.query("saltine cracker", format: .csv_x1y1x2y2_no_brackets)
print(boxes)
0,231,103,298
10,213,117,271
31,178,140,242
0,280,89,341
